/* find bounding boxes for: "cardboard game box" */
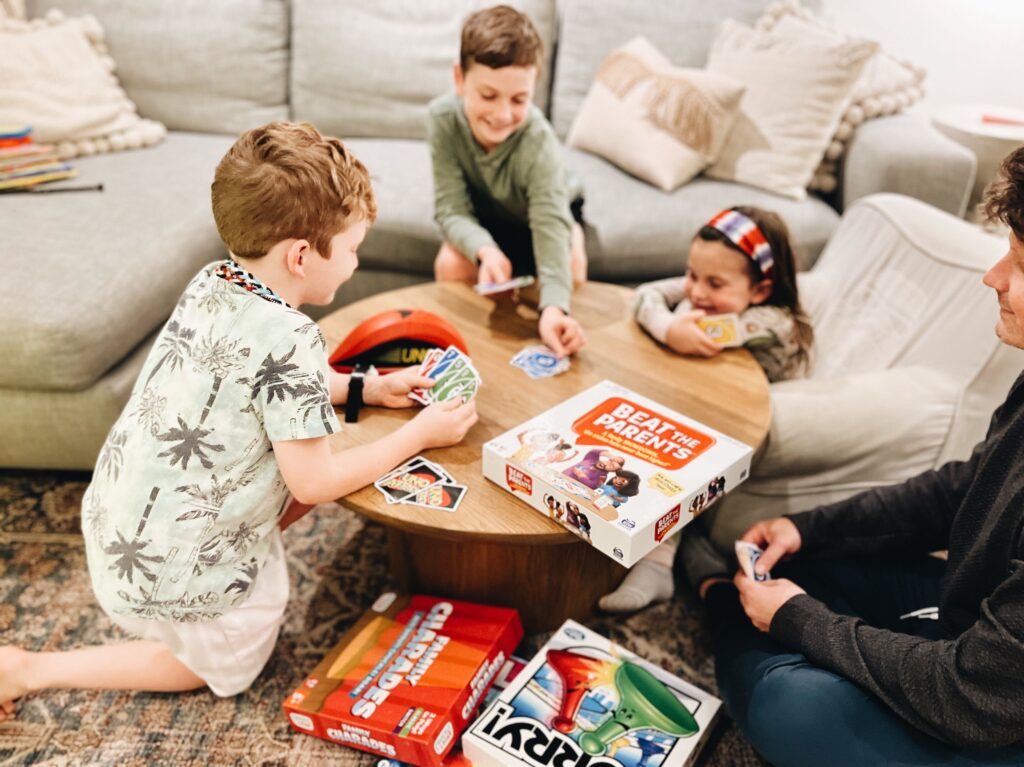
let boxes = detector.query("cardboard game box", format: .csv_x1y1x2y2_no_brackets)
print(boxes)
284,592,523,767
482,380,753,566
462,620,721,767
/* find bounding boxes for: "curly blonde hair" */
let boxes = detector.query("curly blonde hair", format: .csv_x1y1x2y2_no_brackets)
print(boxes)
211,121,376,260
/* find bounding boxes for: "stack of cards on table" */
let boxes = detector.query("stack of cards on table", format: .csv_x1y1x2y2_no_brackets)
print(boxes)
411,345,481,404
510,344,569,379
374,456,467,513
735,540,771,581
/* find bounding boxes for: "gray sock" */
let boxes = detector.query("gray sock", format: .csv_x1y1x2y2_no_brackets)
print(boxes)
598,558,675,613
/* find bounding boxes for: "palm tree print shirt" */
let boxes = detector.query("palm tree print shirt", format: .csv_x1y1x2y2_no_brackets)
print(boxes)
81,261,340,622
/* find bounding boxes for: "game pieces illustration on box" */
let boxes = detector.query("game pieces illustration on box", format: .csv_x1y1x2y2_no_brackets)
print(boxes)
411,345,482,405
283,593,523,767
482,380,753,566
375,456,467,513
463,620,721,767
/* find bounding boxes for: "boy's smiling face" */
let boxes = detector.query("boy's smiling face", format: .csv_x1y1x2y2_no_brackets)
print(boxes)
455,61,537,152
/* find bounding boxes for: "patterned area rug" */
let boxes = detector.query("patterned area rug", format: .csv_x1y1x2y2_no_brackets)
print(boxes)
0,470,768,767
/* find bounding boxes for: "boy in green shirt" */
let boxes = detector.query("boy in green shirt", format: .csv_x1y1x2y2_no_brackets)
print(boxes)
429,4,587,357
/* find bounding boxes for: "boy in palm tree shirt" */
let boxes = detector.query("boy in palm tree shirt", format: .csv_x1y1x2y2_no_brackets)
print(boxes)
0,122,477,716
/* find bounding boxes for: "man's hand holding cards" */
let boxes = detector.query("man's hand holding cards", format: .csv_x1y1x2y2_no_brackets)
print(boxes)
410,345,482,405
735,541,771,582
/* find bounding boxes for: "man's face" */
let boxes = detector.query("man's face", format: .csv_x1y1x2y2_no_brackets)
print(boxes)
455,61,537,152
983,231,1024,349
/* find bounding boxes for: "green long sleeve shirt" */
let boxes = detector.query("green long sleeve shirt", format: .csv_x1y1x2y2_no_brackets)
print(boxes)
427,92,582,313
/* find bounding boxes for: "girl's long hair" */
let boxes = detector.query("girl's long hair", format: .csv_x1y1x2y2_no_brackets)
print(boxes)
697,205,813,371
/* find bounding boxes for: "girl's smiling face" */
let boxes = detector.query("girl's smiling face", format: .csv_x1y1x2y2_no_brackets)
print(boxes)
684,238,772,315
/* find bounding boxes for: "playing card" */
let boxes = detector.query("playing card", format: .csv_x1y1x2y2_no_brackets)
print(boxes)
405,482,467,513
510,345,570,379
698,313,743,347
735,540,771,582
472,275,535,295
374,458,446,504
424,346,464,381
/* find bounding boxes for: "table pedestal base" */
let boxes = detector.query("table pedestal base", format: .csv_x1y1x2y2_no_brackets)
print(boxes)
387,530,626,633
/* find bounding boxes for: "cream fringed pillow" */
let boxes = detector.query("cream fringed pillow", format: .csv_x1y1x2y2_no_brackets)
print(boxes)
705,20,876,200
758,1,926,193
0,9,165,159
567,37,746,192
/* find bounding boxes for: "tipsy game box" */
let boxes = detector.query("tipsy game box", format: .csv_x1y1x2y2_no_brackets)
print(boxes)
283,592,523,766
462,620,721,767
482,380,753,566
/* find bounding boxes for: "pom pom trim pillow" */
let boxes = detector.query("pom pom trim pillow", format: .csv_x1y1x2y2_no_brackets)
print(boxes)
0,10,165,159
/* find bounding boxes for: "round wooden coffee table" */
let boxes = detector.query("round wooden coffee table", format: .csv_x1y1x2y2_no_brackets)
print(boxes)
319,282,770,632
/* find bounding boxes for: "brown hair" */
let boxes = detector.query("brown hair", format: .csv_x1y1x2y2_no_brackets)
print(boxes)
696,206,814,370
460,5,542,73
983,144,1024,239
211,121,376,260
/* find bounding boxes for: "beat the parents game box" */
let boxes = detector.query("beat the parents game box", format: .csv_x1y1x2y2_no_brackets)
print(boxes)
482,381,753,566
462,620,721,767
283,592,523,766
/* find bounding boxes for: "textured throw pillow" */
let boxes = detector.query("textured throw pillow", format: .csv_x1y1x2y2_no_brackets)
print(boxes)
758,1,926,193
567,37,746,192
705,19,876,200
0,9,165,159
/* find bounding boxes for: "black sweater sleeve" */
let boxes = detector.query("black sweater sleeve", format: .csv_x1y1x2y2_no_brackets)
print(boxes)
787,445,981,557
770,560,1024,747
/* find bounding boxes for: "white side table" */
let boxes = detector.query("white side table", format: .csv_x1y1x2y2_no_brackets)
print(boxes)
933,104,1024,223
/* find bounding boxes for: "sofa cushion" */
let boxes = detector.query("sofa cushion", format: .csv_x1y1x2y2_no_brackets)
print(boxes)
26,0,289,135
550,0,820,139
0,131,235,391
565,148,839,281
292,0,556,141
343,138,441,276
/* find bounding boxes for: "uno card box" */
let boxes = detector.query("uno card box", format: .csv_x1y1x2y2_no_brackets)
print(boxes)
482,380,753,567
462,620,721,767
284,592,524,767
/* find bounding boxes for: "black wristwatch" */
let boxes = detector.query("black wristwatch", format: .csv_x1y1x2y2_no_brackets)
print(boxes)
345,364,366,423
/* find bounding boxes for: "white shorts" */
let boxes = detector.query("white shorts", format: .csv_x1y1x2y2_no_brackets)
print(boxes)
105,528,290,697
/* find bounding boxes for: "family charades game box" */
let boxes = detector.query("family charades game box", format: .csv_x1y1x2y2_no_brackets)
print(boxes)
462,620,721,767
283,593,523,766
482,381,753,566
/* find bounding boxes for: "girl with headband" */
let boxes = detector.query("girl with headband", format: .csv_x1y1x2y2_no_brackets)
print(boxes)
600,205,813,613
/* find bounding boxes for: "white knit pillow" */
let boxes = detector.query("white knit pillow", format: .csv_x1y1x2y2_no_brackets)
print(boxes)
0,9,165,159
567,36,746,192
704,19,875,200
758,1,926,194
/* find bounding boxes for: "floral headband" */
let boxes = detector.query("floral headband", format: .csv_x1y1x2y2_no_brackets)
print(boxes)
706,209,774,276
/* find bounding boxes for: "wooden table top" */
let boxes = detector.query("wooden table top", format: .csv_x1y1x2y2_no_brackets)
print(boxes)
319,281,770,544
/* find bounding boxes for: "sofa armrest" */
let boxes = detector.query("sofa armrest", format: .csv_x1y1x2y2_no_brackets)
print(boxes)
841,114,976,218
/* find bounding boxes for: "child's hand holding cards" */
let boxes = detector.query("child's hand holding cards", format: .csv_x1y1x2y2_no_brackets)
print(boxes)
735,540,771,582
410,345,482,405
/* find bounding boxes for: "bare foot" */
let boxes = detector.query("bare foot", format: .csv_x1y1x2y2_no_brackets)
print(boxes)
0,646,32,722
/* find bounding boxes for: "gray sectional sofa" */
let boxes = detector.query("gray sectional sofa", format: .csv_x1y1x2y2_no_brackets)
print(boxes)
2,0,976,469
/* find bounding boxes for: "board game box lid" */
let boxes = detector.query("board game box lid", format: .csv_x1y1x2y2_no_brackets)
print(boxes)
284,592,523,766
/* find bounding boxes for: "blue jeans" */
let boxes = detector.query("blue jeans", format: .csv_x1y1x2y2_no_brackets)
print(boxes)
705,554,1024,766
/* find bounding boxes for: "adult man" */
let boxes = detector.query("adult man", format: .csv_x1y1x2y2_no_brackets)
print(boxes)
682,146,1024,766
